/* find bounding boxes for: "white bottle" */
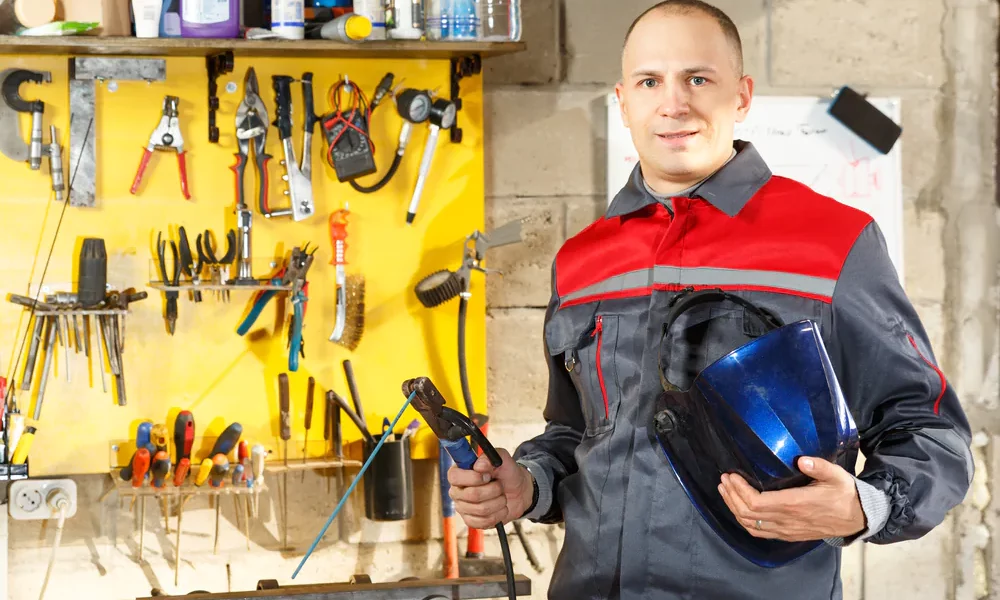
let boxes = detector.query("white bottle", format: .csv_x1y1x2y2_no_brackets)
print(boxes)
352,0,385,40
271,0,304,40
132,0,164,38
386,0,423,40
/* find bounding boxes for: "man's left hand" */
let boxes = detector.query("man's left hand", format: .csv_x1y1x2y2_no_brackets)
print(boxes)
717,456,866,542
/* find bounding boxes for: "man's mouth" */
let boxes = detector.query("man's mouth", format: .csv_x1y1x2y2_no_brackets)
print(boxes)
657,130,698,141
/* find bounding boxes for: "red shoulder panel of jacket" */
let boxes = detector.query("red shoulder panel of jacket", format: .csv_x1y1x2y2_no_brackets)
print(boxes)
554,176,874,302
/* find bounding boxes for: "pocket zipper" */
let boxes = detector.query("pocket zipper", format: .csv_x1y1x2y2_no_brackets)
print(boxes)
591,315,609,419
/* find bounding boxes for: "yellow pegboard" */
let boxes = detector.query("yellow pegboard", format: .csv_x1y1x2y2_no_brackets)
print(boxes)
0,53,487,475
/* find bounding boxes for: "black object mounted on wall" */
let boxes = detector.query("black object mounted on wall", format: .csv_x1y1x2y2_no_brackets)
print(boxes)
828,85,903,154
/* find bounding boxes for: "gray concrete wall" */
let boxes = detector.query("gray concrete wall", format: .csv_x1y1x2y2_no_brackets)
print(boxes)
7,1,1000,598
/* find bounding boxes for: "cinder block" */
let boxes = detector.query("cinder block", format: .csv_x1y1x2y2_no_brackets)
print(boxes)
771,0,947,88
563,0,767,85
840,543,863,600
902,206,947,306
487,308,549,423
486,87,609,198
486,196,565,308
899,91,944,211
484,0,560,85
565,195,607,238
863,515,954,598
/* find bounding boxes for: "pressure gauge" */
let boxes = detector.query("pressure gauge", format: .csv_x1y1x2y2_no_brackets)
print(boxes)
396,89,432,123
430,98,457,129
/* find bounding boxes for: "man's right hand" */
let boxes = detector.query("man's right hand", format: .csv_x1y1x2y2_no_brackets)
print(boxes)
447,447,535,529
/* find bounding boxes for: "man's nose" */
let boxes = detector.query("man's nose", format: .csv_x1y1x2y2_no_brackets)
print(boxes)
657,82,690,119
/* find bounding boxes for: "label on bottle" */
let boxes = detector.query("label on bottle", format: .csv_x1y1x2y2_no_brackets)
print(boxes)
182,0,230,24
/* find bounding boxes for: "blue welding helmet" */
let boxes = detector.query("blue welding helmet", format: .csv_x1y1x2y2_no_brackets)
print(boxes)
653,289,859,568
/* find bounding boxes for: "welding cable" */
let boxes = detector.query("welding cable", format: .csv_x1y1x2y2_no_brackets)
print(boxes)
37,496,69,600
291,390,416,579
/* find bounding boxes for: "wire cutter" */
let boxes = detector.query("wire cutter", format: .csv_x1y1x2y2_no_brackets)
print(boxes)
157,231,181,335
132,96,190,200
177,226,202,303
233,68,271,215
237,244,316,371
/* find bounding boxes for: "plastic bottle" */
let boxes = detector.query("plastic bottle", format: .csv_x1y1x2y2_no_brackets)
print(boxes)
480,0,518,41
179,0,239,37
352,0,385,39
427,0,477,40
160,0,182,37
132,0,164,37
320,12,371,41
271,0,304,39
385,0,423,40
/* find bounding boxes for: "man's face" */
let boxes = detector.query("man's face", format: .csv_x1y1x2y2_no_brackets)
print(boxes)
615,10,753,189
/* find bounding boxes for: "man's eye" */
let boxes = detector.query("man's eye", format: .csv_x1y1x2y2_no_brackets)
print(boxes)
690,76,708,86
640,78,657,88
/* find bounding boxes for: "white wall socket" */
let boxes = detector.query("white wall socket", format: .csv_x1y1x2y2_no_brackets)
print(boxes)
8,479,78,521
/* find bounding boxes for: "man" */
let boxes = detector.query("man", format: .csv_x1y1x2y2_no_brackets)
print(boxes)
448,1,974,598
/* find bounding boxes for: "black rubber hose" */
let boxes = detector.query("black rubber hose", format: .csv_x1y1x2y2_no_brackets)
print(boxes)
349,151,402,194
496,524,516,600
458,294,475,418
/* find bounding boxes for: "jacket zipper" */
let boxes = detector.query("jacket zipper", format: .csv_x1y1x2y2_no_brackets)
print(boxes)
591,315,609,419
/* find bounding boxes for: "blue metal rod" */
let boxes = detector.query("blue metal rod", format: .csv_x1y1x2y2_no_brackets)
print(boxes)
291,390,416,579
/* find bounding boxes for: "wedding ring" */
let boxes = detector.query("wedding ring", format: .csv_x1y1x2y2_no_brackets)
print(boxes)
755,519,763,530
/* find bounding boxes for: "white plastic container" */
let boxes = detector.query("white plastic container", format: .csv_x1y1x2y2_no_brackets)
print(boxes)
481,0,518,41
352,0,385,39
385,0,423,40
132,0,164,37
271,0,305,39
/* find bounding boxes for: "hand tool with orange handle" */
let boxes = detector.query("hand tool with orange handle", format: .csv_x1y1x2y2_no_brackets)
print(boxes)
328,209,365,350
151,449,171,534
131,95,190,200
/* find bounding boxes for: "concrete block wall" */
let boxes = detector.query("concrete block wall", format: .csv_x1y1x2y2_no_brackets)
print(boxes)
7,1,1000,598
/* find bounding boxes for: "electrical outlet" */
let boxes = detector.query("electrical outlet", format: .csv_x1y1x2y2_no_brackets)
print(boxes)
8,479,77,521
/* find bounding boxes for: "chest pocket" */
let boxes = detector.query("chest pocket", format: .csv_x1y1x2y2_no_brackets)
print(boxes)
547,308,623,437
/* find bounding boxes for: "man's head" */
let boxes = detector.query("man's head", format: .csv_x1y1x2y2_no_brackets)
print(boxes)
615,1,754,194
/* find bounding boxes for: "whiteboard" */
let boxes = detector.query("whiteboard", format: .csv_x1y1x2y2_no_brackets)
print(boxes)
606,94,904,280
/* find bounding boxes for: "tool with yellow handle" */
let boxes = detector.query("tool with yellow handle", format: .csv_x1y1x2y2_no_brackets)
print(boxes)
10,425,35,464
195,457,213,486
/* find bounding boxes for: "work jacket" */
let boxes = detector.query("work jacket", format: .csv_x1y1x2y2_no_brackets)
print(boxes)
513,140,973,599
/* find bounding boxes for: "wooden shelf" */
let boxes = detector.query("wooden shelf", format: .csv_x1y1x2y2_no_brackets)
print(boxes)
0,36,525,59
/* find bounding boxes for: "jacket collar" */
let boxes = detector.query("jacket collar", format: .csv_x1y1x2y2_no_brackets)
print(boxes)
606,140,772,219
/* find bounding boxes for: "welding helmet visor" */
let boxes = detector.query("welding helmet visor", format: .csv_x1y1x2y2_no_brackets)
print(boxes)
653,289,859,568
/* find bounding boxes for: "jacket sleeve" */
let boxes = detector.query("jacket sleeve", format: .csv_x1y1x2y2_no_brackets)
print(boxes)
827,220,974,544
512,265,586,524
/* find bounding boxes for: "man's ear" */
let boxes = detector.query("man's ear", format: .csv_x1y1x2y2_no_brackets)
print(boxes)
615,81,630,129
735,75,754,123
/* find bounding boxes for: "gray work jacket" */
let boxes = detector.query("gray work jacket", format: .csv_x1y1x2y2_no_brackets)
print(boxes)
513,141,974,599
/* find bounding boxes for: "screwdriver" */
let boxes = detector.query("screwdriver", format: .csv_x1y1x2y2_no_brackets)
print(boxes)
279,373,291,549
324,391,332,494
232,464,250,549
210,422,243,459
329,391,346,541
251,443,267,518
174,411,194,469
151,450,171,534
195,457,213,486
151,424,169,453
303,376,314,481
210,454,230,555
132,447,151,561
238,441,252,523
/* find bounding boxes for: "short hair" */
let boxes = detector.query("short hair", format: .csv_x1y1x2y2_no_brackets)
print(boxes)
623,0,744,76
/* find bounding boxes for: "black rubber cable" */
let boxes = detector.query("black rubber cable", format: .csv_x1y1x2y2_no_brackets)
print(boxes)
349,151,403,194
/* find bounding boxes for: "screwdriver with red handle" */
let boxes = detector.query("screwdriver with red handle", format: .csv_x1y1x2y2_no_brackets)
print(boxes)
132,448,151,561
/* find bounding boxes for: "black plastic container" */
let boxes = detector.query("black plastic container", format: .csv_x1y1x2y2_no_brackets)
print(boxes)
363,434,414,521
77,238,107,308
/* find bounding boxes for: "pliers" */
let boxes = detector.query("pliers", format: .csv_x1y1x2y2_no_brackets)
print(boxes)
177,226,202,303
233,68,271,214
157,231,181,335
237,244,316,371
132,96,190,200
198,229,237,301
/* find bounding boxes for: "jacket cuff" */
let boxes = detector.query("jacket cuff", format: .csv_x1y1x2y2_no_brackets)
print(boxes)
516,459,553,521
824,476,891,547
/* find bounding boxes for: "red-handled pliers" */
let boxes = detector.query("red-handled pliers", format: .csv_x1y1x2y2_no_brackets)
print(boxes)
131,95,190,200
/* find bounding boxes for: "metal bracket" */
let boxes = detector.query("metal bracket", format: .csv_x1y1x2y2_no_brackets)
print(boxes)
206,52,234,144
449,54,482,144
69,58,167,207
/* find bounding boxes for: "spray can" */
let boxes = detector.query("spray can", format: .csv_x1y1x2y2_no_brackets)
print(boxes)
320,13,371,41
271,0,304,39
385,0,423,40
352,0,385,39
179,0,240,38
